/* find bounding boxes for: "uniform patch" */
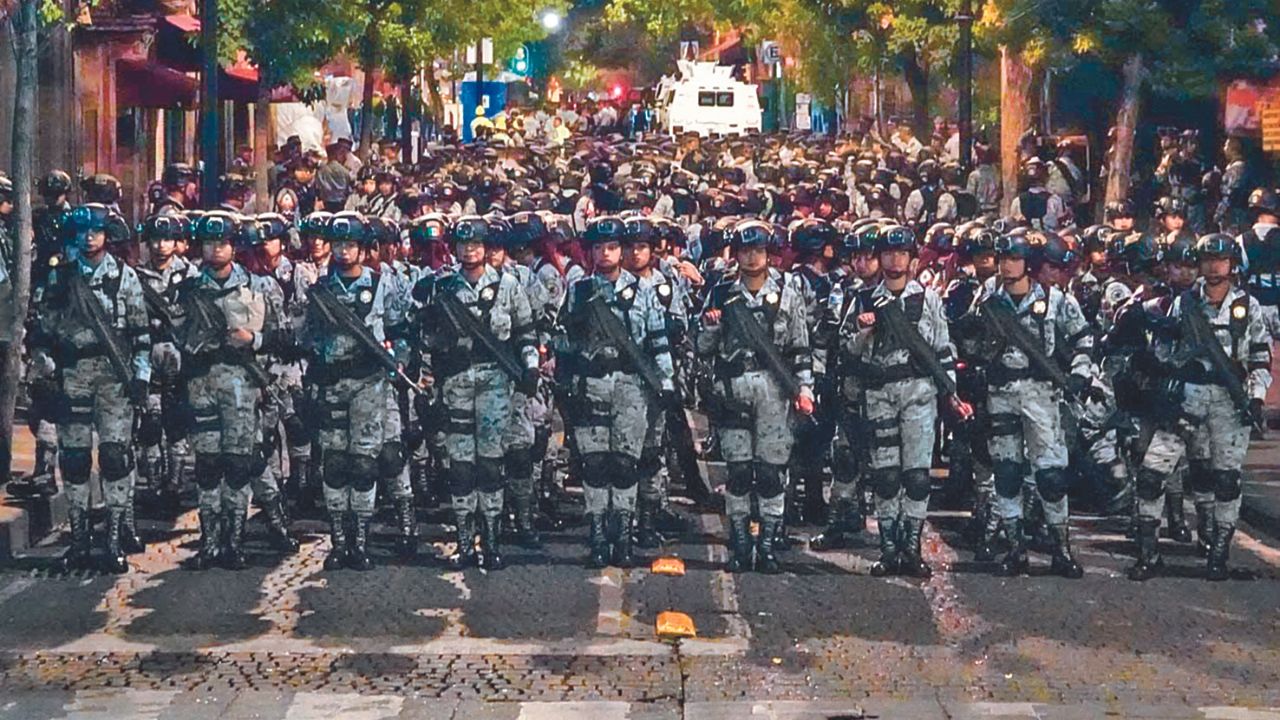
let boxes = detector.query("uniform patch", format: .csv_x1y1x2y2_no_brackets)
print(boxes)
1232,304,1248,320
358,289,373,304
657,284,672,298
765,291,780,305
620,286,635,301
1032,299,1047,315
481,286,496,302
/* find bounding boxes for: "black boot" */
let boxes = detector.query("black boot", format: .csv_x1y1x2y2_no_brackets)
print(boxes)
263,497,299,553
898,517,932,579
448,513,477,569
653,504,687,535
192,509,221,570
103,508,129,574
809,499,853,551
58,506,93,572
323,511,348,571
394,497,418,558
726,515,752,573
120,503,145,555
222,507,248,570
347,514,374,571
998,519,1030,576
974,506,1001,562
870,517,900,577
756,518,782,574
1194,502,1215,557
1165,494,1192,543
512,495,542,549
1048,523,1084,579
480,514,505,570
634,501,662,549
1126,517,1163,581
587,513,610,569
611,510,636,568
1206,522,1235,582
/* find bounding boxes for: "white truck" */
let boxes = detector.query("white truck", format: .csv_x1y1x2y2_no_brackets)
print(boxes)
654,60,762,137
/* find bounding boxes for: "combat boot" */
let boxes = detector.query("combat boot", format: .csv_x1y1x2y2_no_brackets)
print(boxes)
120,502,145,555
587,513,610,569
756,518,781,574
58,506,93,572
974,505,1002,562
1206,522,1235,582
284,456,306,507
448,514,478,569
634,501,662,549
393,497,418,558
479,514,505,570
192,510,221,570
998,519,1030,576
870,517,900,577
511,495,542,549
726,515,753,573
653,503,687,534
28,441,59,497
262,497,299,553
103,508,129,574
347,515,374,571
323,511,348,571
809,498,853,551
1165,493,1192,543
898,517,932,579
1048,523,1084,579
611,510,636,568
163,446,186,507
1126,517,1163,581
222,508,248,571
1194,501,1215,557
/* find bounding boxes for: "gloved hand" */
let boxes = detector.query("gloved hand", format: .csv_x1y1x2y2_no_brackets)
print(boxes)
1067,374,1089,399
517,367,539,396
128,378,149,407
1249,398,1266,429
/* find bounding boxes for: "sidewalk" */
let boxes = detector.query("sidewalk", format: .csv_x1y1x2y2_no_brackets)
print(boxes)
0,425,59,560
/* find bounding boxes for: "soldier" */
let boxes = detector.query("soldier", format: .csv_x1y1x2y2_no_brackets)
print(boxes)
152,163,199,216
1129,234,1270,581
840,224,967,578
556,215,675,569
412,216,539,570
1239,187,1280,341
695,219,813,573
1010,159,1067,232
975,229,1093,578
30,204,151,573
298,212,409,571
176,212,293,569
33,170,73,287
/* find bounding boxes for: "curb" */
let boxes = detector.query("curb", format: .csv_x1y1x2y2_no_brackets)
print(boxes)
0,488,66,561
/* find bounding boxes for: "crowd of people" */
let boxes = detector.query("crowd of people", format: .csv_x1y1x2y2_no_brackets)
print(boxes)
0,118,1275,585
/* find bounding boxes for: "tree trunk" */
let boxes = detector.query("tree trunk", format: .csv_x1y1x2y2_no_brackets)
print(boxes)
999,46,1032,215
2,0,39,480
425,63,445,136
253,85,272,212
1105,53,1144,205
902,49,930,140
358,45,377,162
399,80,413,165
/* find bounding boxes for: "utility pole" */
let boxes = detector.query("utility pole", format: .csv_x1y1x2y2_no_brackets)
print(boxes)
958,0,974,171
200,0,221,209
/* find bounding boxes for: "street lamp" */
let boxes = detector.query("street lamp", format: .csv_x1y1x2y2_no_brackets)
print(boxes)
540,10,562,32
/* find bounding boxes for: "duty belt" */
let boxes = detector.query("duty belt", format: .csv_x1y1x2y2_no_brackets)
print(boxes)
860,362,928,389
716,354,761,379
313,355,382,384
581,356,627,378
986,364,1052,387
1175,362,1239,388
55,342,107,364
184,347,258,378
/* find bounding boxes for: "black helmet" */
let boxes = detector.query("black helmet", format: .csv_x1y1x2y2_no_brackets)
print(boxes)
840,224,878,257
875,224,917,254
0,175,12,199
916,159,939,184
653,217,687,247
162,163,198,190
368,217,402,246
1155,195,1187,219
1248,187,1280,215
193,211,241,245
220,173,251,202
923,222,957,254
140,213,189,243
790,218,837,254
81,173,122,204
1163,233,1197,265
409,214,450,249
1036,234,1077,269
730,219,781,251
994,227,1039,260
623,216,659,246
583,216,627,246
38,170,73,198
451,215,492,246
484,214,513,248
1113,231,1160,274
236,216,264,248
1104,199,1135,222
962,225,999,257
255,213,292,242
1195,233,1239,263
300,211,334,238
325,211,372,247
66,203,129,245
1080,224,1113,253
509,211,548,248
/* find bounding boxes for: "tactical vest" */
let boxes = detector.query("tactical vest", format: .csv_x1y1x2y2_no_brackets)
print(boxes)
1018,191,1049,228
1244,227,1280,307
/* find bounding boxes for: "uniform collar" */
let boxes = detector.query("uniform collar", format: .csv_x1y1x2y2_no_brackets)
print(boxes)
201,262,250,288
872,279,923,300
733,267,783,297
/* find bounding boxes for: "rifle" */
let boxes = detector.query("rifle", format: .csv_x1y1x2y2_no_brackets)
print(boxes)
1177,293,1265,435
65,268,135,389
719,292,802,399
307,281,423,394
181,287,277,393
980,294,1073,394
584,291,669,400
435,287,525,382
139,279,177,342
872,294,958,397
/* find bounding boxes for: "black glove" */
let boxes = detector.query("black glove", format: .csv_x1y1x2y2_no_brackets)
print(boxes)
517,367,539,396
1067,374,1089,399
128,378,149,407
1249,398,1266,428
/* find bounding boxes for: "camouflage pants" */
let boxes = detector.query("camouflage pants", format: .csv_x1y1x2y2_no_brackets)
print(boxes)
58,357,134,512
987,378,1069,524
380,381,412,501
188,364,262,514
441,364,512,517
1140,383,1250,526
573,371,648,515
503,383,548,509
863,377,937,521
316,373,387,517
639,402,670,507
717,370,793,521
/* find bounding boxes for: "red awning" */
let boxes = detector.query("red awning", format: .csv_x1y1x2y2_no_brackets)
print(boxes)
116,56,197,108
156,14,202,72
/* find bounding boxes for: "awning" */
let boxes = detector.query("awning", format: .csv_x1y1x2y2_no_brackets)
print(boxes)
155,14,201,72
116,56,197,108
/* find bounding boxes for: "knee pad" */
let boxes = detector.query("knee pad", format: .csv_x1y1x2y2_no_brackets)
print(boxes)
194,453,224,491
1188,460,1214,495
870,468,902,501
992,460,1025,499
637,446,663,477
580,453,612,489
475,457,505,493
251,443,271,477
755,463,787,498
609,454,639,490
726,461,754,497
59,448,93,485
448,461,477,496
902,468,931,502
136,411,163,447
504,447,533,478
97,442,134,482
282,413,309,446
323,452,351,490
1213,469,1243,502
532,427,551,457
1035,467,1069,503
222,454,256,491
349,455,379,492
377,441,406,478
1135,467,1167,502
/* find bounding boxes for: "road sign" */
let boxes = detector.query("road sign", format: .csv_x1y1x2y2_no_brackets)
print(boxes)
466,38,494,65
680,41,699,61
761,41,781,65
1263,100,1280,153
